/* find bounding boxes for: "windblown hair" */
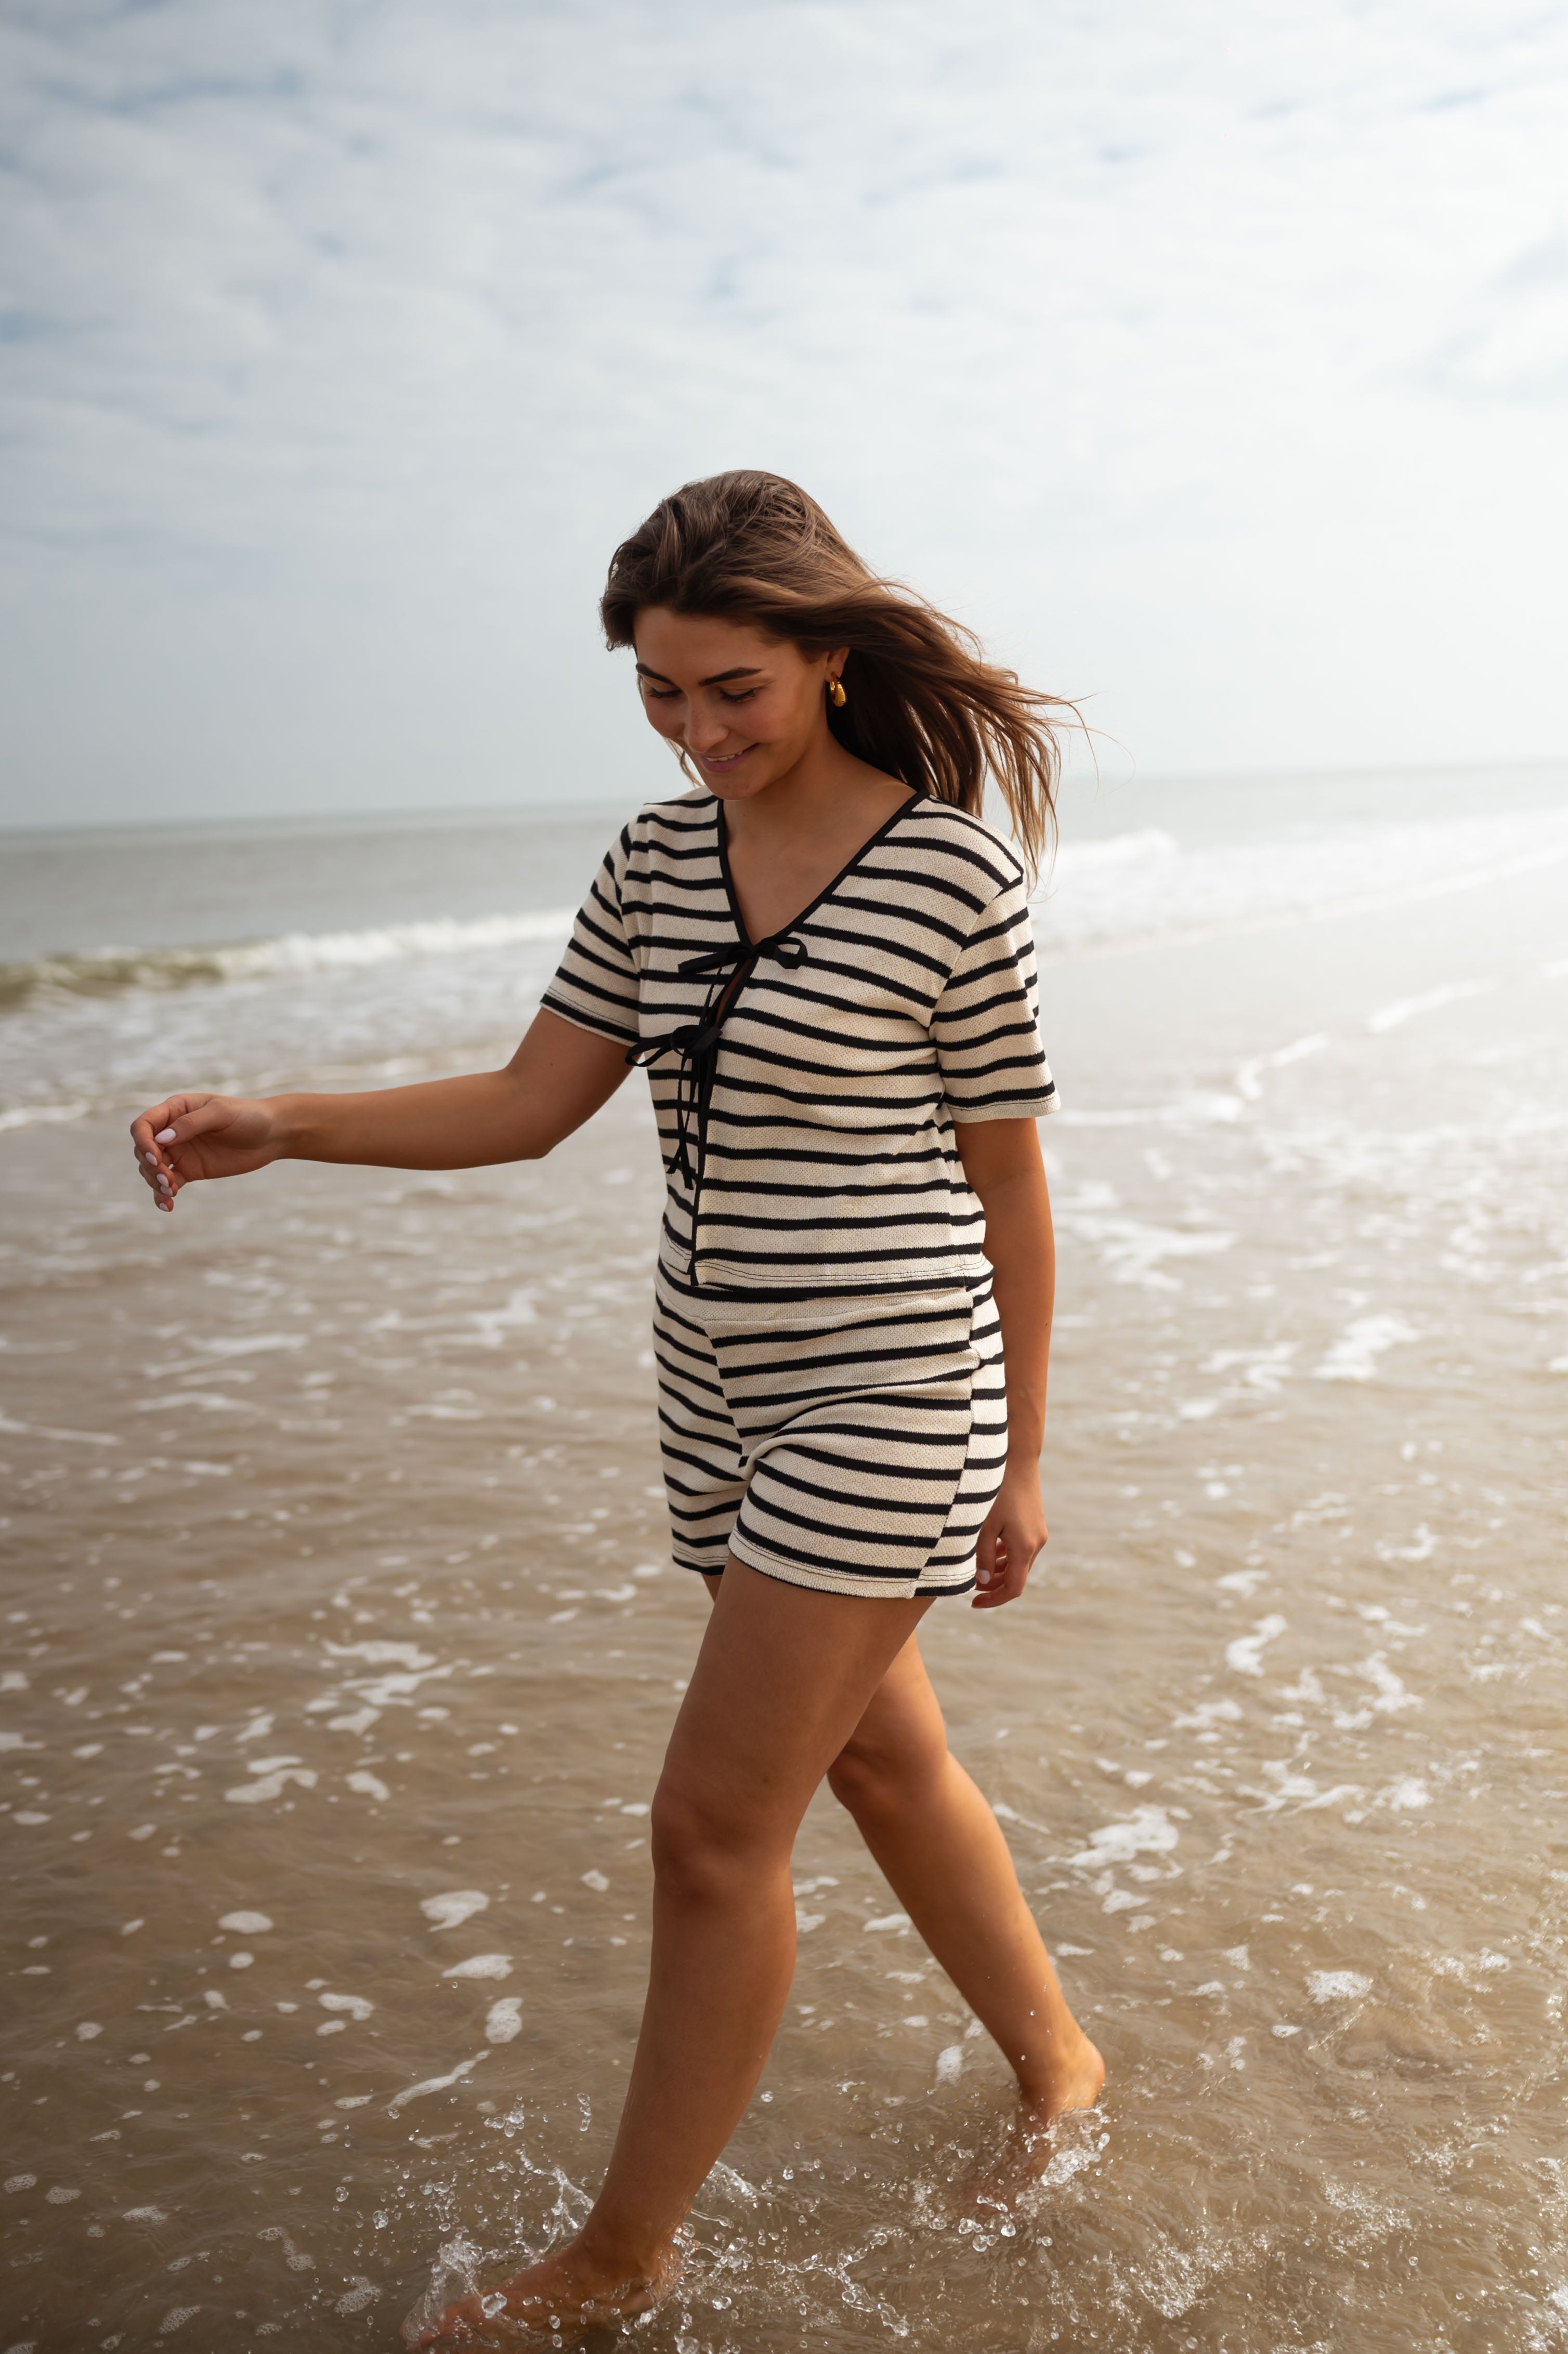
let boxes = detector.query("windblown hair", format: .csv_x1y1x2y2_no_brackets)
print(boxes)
600,470,1068,880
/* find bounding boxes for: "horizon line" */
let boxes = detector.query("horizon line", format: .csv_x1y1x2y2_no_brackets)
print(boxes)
4,752,1567,845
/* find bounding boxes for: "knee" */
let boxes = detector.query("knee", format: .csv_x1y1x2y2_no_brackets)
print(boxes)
648,1778,759,1908
827,1733,945,1826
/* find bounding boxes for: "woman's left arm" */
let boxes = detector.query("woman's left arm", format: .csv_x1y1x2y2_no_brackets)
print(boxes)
953,1117,1054,1610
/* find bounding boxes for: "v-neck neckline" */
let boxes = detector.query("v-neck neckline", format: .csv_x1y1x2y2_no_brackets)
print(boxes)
713,786,923,951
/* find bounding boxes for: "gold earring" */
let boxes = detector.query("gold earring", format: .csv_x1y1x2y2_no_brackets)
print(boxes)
828,676,847,708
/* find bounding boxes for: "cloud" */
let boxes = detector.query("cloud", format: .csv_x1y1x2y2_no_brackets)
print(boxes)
1,0,1565,822
1415,233,1568,404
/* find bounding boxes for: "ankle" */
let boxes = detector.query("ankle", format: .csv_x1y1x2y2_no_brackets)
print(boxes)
1016,2028,1105,2110
568,2220,675,2291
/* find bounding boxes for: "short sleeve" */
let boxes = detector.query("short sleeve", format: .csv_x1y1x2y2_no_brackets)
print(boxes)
932,869,1057,1121
540,827,642,1047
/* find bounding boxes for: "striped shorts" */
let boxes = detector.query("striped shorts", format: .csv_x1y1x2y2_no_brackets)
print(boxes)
652,1270,1008,1600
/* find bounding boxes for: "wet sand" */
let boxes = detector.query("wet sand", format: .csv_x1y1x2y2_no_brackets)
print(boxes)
4,841,1568,2349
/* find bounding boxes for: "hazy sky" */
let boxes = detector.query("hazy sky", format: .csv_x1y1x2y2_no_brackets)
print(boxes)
3,1,1565,828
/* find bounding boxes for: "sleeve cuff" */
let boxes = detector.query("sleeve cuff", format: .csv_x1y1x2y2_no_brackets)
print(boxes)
946,1095,1060,1124
540,991,640,1049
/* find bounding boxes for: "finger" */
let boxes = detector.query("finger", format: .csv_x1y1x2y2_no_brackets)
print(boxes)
972,1512,1003,1600
132,1115,169,1184
155,1097,230,1150
134,1147,175,1208
974,1525,1038,1609
131,1094,206,1149
132,1098,207,1208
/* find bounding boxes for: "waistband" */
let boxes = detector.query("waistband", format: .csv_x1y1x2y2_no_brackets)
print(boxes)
655,1264,994,1337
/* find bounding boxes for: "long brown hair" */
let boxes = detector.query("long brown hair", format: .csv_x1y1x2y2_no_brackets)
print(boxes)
600,470,1068,879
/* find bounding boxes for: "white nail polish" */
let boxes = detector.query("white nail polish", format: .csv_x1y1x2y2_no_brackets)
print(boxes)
156,1175,172,1190
154,1128,176,1143
143,1150,158,1165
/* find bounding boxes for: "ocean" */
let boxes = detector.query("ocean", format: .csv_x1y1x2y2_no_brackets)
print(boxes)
3,760,1567,2350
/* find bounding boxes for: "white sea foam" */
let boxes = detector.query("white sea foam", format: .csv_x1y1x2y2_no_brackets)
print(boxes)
1226,1616,1288,1677
1313,1315,1419,1382
1356,1654,1420,1714
1051,1206,1235,1291
1069,1805,1180,1868
1367,978,1499,1034
420,1890,489,1929
210,907,578,976
225,1763,317,1803
386,2054,488,2116
1033,809,1568,965
319,1992,374,2020
0,1098,90,1133
1308,1971,1373,2003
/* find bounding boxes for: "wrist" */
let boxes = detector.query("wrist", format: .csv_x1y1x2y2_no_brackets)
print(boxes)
262,1095,306,1160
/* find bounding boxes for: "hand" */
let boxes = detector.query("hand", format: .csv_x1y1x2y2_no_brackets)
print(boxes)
971,1462,1048,1610
128,1093,282,1213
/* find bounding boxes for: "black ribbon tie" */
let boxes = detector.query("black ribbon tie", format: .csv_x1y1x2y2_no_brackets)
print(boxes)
623,928,810,1260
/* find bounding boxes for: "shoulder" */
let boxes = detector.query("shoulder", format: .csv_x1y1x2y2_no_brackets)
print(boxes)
622,789,718,851
633,787,714,825
602,789,716,871
898,796,1029,898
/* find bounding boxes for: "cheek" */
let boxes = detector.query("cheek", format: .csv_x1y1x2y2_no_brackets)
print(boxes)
640,695,684,739
743,689,803,741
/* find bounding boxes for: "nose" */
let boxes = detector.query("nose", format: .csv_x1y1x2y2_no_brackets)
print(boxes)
685,704,736,754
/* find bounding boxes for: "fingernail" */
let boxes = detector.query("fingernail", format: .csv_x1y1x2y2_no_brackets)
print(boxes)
143,1150,158,1165
156,1175,172,1191
154,1128,176,1143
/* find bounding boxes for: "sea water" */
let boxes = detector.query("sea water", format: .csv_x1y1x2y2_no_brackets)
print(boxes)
3,762,1567,2350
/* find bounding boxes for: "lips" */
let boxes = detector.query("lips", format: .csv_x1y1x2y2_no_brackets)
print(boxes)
694,746,753,770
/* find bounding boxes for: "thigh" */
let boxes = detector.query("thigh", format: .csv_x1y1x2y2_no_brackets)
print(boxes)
663,1557,933,1841
831,1630,949,1782
698,1579,947,1780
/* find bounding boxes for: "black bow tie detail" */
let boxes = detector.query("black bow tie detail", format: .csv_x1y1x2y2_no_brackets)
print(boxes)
624,929,810,1218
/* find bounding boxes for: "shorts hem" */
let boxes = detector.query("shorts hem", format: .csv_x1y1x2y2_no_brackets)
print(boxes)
671,1547,728,1576
914,1570,978,1599
726,1529,923,1601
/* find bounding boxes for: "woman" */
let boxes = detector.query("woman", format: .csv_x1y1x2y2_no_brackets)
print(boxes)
129,472,1104,2343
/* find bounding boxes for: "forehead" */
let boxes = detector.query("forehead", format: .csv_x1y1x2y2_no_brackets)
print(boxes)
632,607,795,678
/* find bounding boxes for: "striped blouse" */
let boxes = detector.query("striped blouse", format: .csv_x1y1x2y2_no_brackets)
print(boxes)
542,787,1057,1291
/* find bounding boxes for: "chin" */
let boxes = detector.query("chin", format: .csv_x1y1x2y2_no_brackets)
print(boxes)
695,757,771,796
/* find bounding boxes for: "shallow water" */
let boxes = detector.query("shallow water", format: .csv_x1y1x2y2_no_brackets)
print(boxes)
4,770,1568,2349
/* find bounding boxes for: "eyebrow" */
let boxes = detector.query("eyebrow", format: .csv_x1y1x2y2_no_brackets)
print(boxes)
634,663,764,687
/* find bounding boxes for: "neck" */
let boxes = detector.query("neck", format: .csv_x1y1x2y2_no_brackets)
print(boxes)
717,731,907,855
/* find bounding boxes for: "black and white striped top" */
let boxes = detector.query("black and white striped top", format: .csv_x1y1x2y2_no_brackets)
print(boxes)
542,787,1056,1291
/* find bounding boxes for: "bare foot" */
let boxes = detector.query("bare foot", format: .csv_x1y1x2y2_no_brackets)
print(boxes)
960,2035,1106,2221
404,2236,680,2348
1018,2031,1106,2133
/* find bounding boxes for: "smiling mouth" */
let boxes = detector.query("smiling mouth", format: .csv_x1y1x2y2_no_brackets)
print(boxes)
694,746,754,769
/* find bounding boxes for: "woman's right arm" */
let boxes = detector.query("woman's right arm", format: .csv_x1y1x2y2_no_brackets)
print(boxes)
129,1009,633,1213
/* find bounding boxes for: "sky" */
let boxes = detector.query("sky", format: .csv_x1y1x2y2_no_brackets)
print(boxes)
2,0,1566,829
